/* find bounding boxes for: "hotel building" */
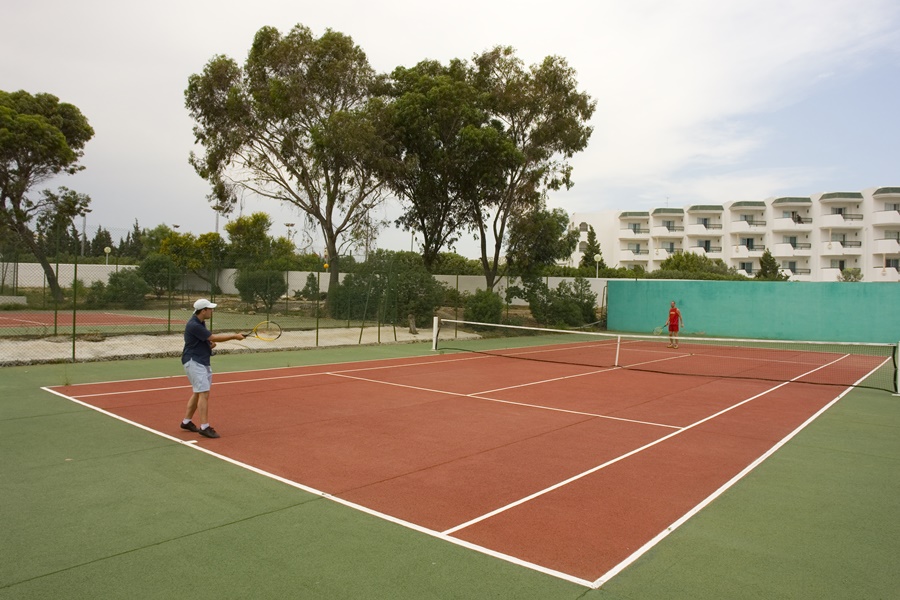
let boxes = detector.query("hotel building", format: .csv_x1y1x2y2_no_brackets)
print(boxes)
569,186,900,282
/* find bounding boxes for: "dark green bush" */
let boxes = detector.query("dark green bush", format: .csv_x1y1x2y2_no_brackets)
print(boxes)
85,281,108,308
235,270,288,311
106,270,151,308
464,289,503,325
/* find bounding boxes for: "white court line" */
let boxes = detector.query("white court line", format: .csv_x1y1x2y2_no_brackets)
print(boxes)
441,353,853,539
591,356,885,589
64,352,500,398
0,316,48,326
329,371,680,430
42,347,889,588
40,384,593,589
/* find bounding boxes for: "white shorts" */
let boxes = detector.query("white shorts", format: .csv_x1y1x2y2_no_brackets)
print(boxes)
183,359,213,393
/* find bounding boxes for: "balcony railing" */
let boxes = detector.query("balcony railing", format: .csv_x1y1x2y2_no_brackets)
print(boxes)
842,240,862,247
841,213,863,220
692,245,723,252
791,242,812,249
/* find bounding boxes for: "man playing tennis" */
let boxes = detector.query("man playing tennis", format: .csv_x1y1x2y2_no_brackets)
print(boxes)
180,299,244,438
666,300,684,349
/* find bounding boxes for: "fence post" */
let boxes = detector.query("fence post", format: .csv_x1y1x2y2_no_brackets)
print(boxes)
71,256,78,362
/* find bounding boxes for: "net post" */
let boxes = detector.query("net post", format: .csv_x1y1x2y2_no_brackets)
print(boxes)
894,342,899,396
432,316,441,351
615,335,621,367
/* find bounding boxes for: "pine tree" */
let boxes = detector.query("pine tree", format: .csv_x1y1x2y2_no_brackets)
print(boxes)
578,226,605,269
755,249,788,280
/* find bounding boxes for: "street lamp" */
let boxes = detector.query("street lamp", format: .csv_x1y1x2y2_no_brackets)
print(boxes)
104,246,111,265
594,253,602,278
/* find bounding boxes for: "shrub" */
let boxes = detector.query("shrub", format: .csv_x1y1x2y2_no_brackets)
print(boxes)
84,281,108,308
234,270,288,311
464,289,503,325
328,250,445,327
137,253,178,298
509,277,597,328
106,270,151,308
295,272,322,300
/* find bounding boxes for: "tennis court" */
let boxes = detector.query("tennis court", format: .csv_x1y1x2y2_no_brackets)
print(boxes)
0,311,171,329
43,330,895,588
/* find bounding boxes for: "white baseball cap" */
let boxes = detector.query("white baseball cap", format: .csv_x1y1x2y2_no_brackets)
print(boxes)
193,298,218,311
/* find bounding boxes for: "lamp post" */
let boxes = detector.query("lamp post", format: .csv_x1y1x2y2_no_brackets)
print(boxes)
104,246,111,266
594,253,602,278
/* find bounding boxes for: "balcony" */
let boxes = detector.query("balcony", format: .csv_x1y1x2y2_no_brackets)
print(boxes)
651,225,685,237
771,217,813,232
685,223,723,236
819,268,842,282
783,268,812,281
652,248,683,260
771,243,795,257
731,244,766,258
620,248,650,262
821,241,861,256
821,242,842,256
874,238,900,254
872,209,900,226
772,242,811,257
730,219,766,233
819,213,864,229
872,267,900,282
620,227,650,239
690,245,722,256
842,240,863,255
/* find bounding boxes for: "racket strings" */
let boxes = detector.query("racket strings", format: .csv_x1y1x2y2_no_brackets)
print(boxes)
254,321,282,341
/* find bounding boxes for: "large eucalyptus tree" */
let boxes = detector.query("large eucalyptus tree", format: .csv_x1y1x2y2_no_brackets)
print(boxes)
185,25,389,290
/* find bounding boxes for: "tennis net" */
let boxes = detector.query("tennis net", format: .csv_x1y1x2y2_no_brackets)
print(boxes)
432,318,899,393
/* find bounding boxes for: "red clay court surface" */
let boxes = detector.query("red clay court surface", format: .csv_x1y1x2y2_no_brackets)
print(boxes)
0,311,170,328
44,340,889,588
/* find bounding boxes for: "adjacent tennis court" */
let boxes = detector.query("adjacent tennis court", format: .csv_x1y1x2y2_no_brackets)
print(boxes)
0,311,172,329
44,329,894,588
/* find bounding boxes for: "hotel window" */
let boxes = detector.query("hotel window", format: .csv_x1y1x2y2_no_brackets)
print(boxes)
579,222,588,232
886,258,900,269
739,262,753,273
830,259,846,269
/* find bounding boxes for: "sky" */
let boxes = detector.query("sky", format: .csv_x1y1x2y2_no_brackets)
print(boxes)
3,0,900,258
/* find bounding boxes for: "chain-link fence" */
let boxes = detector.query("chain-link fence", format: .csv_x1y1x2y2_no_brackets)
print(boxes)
0,244,609,366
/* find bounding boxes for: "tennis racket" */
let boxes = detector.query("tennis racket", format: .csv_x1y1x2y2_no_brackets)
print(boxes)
653,325,665,335
241,320,283,341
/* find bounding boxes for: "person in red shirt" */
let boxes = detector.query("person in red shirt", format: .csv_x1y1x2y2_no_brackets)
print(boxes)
666,300,684,348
